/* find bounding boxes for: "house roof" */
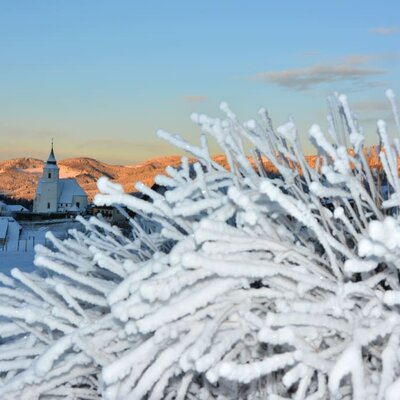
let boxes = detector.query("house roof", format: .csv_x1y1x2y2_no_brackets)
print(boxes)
6,205,28,212
0,218,8,239
6,218,21,242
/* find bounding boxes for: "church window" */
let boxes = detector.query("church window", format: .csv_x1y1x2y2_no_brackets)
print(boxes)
47,202,50,209
48,173,51,179
76,202,80,208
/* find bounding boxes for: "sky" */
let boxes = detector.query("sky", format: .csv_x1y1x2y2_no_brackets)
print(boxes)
0,0,399,164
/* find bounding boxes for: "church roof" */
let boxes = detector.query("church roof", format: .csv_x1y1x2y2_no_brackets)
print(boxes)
58,179,87,204
46,144,57,165
35,178,87,204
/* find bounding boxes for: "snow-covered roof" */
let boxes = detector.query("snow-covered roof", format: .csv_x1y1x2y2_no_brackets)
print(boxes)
58,178,86,204
46,146,57,165
6,205,28,212
0,218,8,239
5,218,21,243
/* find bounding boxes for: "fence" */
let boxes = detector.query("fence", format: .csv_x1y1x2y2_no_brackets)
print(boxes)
0,232,68,252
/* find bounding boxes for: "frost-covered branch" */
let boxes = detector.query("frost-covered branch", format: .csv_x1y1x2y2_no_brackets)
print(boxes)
1,91,400,399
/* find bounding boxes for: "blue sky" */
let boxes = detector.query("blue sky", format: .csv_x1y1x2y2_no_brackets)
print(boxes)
0,0,399,164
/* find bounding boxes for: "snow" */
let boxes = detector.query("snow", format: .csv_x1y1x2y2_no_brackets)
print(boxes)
58,166,81,178
23,167,43,175
0,90,400,399
58,178,86,203
36,178,86,203
0,251,36,274
218,352,297,384
0,203,28,215
0,220,81,276
0,217,20,244
0,218,8,240
329,344,365,400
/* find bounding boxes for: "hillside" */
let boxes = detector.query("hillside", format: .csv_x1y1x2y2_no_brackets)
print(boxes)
0,156,183,201
0,147,382,202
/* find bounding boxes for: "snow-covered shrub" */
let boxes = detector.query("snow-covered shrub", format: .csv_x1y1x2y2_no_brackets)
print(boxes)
1,90,400,399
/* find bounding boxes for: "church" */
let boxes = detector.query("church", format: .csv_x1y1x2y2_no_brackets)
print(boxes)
33,145,88,214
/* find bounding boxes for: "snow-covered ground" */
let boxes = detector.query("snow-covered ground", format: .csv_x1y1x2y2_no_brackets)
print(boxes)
0,251,36,273
0,219,81,275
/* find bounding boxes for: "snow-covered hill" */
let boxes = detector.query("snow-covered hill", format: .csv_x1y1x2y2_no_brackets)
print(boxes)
0,149,382,202
0,156,183,201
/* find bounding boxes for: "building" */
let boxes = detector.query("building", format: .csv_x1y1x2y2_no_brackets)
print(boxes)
0,217,21,247
90,205,127,225
33,145,88,214
0,202,6,215
6,204,28,213
0,202,28,216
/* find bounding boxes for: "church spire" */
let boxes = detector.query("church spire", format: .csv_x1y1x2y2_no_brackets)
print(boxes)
47,138,57,165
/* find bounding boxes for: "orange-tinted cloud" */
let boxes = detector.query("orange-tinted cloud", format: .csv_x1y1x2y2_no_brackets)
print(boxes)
183,95,208,103
254,55,385,91
371,26,399,35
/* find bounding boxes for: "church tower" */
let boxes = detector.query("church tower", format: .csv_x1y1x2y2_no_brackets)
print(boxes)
33,142,60,213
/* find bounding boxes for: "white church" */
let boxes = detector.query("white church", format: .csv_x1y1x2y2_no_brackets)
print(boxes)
33,145,88,214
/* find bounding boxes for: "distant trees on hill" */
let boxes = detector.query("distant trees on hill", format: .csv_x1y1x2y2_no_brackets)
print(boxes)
0,193,32,210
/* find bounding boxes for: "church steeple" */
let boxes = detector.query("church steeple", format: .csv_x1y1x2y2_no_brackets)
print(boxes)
46,139,57,165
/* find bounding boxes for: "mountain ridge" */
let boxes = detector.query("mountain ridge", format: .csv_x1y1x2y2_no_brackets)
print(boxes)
0,148,382,202
0,156,183,201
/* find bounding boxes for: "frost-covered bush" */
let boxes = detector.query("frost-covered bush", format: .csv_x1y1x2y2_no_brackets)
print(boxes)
1,90,400,399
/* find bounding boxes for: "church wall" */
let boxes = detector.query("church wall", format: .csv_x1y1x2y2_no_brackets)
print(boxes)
33,147,89,214
34,161,60,213
71,195,88,212
36,181,59,213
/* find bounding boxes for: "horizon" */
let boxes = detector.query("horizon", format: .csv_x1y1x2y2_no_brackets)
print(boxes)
0,141,388,168
0,0,399,164
0,150,186,167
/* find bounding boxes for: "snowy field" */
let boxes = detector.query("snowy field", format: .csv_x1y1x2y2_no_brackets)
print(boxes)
0,219,81,275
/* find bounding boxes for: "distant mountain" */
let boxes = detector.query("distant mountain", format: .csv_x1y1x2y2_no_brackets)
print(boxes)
0,156,183,201
0,147,382,202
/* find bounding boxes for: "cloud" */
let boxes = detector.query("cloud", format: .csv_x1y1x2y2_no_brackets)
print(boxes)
342,54,375,64
358,115,392,124
255,56,385,91
183,95,207,103
371,26,399,35
302,51,320,57
352,100,391,112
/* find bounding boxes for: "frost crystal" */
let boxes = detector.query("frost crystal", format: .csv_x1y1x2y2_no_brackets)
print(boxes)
1,91,400,399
